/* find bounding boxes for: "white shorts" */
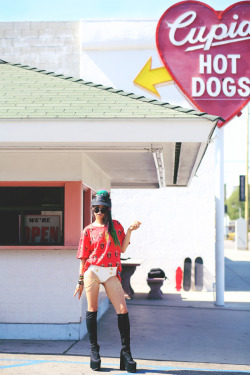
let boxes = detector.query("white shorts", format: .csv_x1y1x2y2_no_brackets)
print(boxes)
85,265,117,283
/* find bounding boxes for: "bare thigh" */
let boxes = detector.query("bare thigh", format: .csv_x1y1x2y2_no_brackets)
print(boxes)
84,271,100,312
103,276,128,314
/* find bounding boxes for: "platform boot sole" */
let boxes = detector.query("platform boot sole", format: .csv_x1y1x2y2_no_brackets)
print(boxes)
90,358,101,371
120,352,136,373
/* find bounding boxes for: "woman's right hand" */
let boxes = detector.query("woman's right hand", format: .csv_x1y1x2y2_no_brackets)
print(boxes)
129,221,141,231
74,284,84,299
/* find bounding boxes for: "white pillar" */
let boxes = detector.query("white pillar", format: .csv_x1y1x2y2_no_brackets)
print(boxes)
215,126,225,306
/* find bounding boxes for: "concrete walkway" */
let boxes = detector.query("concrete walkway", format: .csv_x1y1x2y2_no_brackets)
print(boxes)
1,242,250,374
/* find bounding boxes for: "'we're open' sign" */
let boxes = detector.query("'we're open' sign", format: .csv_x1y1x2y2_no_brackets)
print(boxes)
24,215,61,244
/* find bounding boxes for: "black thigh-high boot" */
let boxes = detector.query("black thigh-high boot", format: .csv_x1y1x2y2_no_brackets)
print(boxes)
86,311,101,371
117,312,136,373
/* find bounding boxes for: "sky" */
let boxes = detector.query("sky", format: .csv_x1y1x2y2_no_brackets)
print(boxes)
0,0,246,21
0,0,249,197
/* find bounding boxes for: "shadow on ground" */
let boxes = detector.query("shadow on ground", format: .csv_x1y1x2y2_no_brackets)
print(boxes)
225,257,250,292
135,371,250,375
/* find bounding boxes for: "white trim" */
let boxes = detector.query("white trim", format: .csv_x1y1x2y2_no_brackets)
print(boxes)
186,142,208,187
0,298,109,340
0,119,215,144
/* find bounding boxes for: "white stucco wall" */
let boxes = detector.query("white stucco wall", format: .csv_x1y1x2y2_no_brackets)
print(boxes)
0,151,110,190
111,142,216,293
80,20,187,106
0,249,81,324
0,249,108,339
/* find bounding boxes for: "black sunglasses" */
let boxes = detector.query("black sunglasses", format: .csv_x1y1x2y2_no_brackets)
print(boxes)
93,206,108,214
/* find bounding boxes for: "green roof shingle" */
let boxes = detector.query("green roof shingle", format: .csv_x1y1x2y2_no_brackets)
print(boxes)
0,60,224,122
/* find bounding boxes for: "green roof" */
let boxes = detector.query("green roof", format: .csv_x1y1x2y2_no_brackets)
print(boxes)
0,60,223,122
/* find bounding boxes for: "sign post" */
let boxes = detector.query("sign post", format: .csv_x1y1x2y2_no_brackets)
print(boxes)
215,126,225,306
246,105,249,250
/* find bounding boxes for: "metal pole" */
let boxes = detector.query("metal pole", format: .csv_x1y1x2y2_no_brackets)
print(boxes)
215,126,225,306
245,104,249,250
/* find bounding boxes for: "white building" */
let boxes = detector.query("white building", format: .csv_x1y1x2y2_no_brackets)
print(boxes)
0,20,222,340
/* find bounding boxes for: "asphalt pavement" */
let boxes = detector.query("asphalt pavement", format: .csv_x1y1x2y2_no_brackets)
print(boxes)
1,242,250,374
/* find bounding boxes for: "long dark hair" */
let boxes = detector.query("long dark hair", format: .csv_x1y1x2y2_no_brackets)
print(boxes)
93,190,120,247
104,207,120,247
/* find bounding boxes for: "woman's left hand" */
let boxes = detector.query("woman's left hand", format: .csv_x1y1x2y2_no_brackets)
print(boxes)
74,284,84,299
129,221,141,231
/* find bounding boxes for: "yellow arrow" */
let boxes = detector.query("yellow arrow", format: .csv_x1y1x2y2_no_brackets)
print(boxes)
133,57,174,97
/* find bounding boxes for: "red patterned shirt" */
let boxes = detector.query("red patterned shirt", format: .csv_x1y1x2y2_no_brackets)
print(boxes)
76,220,126,281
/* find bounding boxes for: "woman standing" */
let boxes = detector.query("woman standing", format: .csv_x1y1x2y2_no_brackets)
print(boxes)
74,190,141,372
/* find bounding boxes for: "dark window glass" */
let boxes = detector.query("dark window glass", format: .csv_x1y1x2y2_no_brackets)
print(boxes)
0,187,64,245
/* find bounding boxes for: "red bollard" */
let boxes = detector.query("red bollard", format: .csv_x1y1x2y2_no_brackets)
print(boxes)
176,267,183,291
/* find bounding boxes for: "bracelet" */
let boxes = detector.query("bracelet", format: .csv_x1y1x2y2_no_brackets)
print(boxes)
78,274,84,286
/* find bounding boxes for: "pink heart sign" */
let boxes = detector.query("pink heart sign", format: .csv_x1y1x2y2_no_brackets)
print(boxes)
156,1,250,127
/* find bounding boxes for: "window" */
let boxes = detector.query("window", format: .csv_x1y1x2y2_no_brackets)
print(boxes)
0,187,64,245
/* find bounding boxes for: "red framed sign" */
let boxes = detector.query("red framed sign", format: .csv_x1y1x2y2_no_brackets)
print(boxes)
24,215,61,244
156,1,250,126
